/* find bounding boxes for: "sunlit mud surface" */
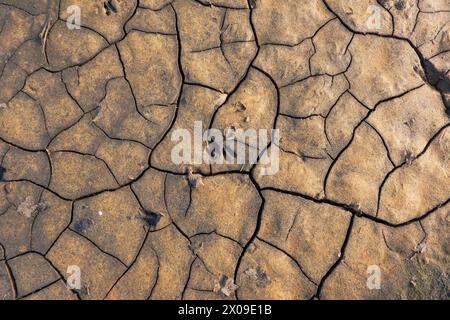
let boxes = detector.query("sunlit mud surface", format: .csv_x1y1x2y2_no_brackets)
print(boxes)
0,0,449,300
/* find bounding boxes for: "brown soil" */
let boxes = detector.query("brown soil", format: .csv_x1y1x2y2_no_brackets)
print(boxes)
0,0,449,300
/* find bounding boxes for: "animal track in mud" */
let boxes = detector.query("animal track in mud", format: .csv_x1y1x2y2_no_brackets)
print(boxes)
0,0,449,300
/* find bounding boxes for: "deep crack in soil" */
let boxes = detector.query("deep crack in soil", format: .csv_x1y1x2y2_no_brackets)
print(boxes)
0,0,449,300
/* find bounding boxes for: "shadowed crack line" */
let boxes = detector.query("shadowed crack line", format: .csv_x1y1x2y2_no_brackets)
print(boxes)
323,84,425,197
315,214,355,299
322,0,450,114
256,236,317,286
1,0,449,300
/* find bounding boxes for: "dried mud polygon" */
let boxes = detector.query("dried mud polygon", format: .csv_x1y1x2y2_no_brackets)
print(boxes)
0,0,449,300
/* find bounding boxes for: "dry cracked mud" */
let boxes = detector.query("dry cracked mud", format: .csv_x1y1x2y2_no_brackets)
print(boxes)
0,0,449,300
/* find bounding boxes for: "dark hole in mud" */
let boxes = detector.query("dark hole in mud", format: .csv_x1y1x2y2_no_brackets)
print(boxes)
0,166,5,181
377,0,405,10
395,0,406,10
73,218,93,234
34,35,42,44
423,61,450,116
143,210,161,229
76,286,90,296
103,0,118,16
249,0,257,9
255,267,270,287
219,274,228,287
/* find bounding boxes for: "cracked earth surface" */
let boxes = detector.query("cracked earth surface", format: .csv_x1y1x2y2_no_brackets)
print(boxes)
0,0,449,300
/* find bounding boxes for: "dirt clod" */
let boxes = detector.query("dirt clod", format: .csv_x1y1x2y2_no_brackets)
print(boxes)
17,196,47,219
214,275,239,297
244,267,271,287
0,0,448,301
187,168,204,188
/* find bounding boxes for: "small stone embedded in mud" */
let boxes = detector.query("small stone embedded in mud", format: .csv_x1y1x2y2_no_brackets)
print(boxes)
213,275,239,297
142,210,161,229
316,190,325,200
404,117,416,128
0,0,449,301
403,150,416,166
244,268,258,279
17,196,47,218
236,102,247,112
73,218,93,234
244,267,271,287
414,241,427,254
187,168,204,188
247,242,257,254
350,203,363,217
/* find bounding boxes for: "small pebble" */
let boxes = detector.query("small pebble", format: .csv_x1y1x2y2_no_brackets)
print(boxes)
237,102,246,112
